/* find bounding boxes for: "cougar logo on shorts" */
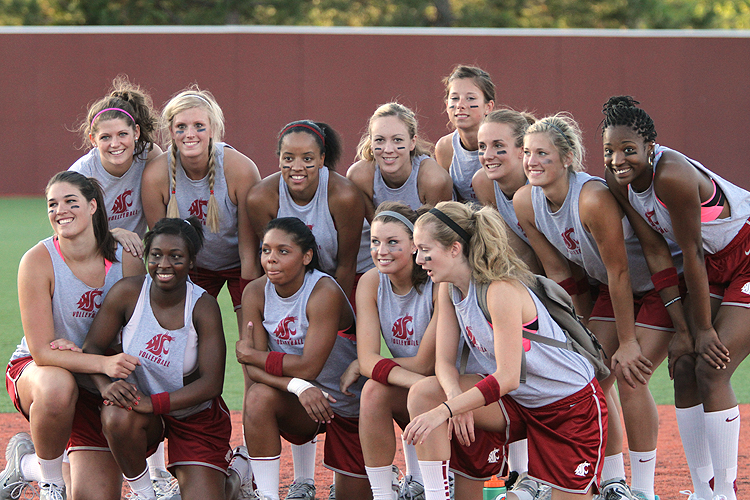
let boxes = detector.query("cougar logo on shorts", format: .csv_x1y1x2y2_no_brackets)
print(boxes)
74,290,103,317
742,282,750,295
487,448,501,464
465,327,488,353
561,228,580,254
140,333,174,367
391,316,418,346
274,316,303,345
109,190,137,221
189,199,208,223
644,210,668,234
574,461,590,477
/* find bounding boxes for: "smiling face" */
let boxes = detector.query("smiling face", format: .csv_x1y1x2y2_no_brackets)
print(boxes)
370,220,415,275
279,131,325,198
446,78,494,131
603,124,654,190
261,228,313,288
523,132,569,188
370,115,417,177
478,121,524,182
147,234,192,290
46,181,96,239
171,107,212,160
90,118,139,173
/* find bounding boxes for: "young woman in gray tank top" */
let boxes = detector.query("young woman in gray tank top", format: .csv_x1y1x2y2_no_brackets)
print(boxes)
7,172,144,500
237,218,369,500
70,76,162,258
515,114,687,500
347,103,453,276
434,66,495,202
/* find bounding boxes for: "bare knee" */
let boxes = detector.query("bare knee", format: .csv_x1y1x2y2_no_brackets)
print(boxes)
360,379,393,414
407,376,444,418
101,405,145,441
694,356,731,395
30,370,78,417
243,383,282,425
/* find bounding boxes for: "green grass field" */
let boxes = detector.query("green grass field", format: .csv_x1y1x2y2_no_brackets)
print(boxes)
1,196,748,412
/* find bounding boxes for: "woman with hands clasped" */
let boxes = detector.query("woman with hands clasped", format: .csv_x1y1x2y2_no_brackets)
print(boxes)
237,217,369,500
82,217,230,500
403,201,606,500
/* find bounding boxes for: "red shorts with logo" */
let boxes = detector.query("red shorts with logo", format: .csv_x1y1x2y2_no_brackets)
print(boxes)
589,285,675,331
68,388,109,452
705,220,750,306
449,427,507,480
190,266,242,308
5,356,33,417
281,413,366,478
164,397,233,474
499,380,607,494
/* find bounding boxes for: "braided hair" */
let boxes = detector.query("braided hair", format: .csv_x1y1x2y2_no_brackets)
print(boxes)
601,96,657,143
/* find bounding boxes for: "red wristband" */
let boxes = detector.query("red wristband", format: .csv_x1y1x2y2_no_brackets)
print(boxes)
475,375,502,406
557,277,578,296
576,277,590,295
151,392,170,415
371,358,400,385
240,278,251,293
651,267,679,292
265,351,286,377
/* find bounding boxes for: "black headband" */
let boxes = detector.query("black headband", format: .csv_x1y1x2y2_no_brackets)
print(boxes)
429,208,470,244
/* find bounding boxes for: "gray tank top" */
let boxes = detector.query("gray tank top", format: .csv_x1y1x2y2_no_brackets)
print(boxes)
263,269,363,418
451,280,593,408
450,131,480,201
493,180,529,244
356,154,429,273
69,148,148,237
377,273,433,358
11,238,124,362
628,144,750,254
121,276,209,419
278,168,338,276
169,142,240,271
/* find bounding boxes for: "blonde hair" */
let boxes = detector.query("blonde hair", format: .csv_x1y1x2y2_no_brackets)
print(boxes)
415,201,535,285
482,108,536,148
356,102,433,161
524,112,586,173
161,86,225,233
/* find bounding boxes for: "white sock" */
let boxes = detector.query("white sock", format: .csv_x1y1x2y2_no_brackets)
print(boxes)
147,442,168,479
366,465,397,500
508,439,529,474
418,460,450,500
705,407,740,500
601,453,626,483
676,404,714,500
125,467,156,499
20,453,42,482
229,452,250,482
291,439,317,484
37,455,64,487
629,450,656,500
249,455,281,500
401,438,423,484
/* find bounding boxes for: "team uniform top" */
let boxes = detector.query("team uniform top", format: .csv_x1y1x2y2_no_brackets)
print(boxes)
531,171,682,294
451,280,594,408
450,131,480,201
377,273,433,358
69,148,148,237
494,180,530,245
263,269,363,418
628,145,750,254
278,168,338,276
356,154,429,273
169,142,240,271
121,275,208,419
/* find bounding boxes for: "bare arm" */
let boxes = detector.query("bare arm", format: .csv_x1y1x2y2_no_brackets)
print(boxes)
345,160,376,223
470,169,495,207
246,176,281,278
434,134,454,173
141,153,170,229
225,148,263,282
329,173,366,298
418,157,454,205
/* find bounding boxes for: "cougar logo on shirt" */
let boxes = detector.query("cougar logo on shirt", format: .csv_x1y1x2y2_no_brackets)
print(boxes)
644,210,668,234
465,327,488,353
189,199,208,223
561,228,580,254
73,290,103,317
274,316,303,345
109,190,137,221
140,333,173,367
391,316,418,346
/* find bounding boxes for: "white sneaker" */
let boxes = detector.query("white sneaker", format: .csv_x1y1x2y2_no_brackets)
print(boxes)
284,480,315,500
598,479,635,500
151,469,180,500
229,446,255,499
398,474,424,500
711,496,728,500
508,472,541,499
0,433,36,500
39,482,66,500
679,491,704,500
328,483,335,500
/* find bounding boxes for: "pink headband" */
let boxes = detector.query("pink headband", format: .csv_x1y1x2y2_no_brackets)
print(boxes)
281,123,325,145
91,107,136,128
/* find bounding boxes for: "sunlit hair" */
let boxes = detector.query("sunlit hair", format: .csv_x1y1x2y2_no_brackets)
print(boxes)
481,108,536,148
263,217,321,273
45,171,118,263
525,112,586,173
276,120,342,171
356,102,433,162
161,86,225,233
415,201,534,285
600,96,657,143
373,201,429,293
144,217,204,264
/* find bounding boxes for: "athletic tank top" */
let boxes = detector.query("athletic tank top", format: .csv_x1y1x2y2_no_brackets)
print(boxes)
377,274,433,358
278,168,338,276
356,154,429,273
627,145,750,254
70,148,148,237
169,142,240,271
263,269,363,418
494,180,530,245
451,280,593,408
121,276,208,418
449,131,480,201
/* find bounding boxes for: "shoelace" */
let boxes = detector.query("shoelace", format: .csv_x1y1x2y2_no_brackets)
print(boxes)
153,477,180,496
5,479,36,500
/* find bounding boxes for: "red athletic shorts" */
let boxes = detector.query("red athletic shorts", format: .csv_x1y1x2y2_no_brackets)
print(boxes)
449,427,507,480
190,266,242,308
589,285,675,331
499,380,607,494
281,413,366,478
68,388,109,452
5,356,33,417
705,220,750,307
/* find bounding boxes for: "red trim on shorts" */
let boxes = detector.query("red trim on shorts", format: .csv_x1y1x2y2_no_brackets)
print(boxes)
5,356,33,418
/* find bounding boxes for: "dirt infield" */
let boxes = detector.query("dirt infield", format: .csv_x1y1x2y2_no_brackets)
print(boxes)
0,405,747,499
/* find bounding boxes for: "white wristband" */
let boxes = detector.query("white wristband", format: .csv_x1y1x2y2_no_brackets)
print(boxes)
287,378,315,397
